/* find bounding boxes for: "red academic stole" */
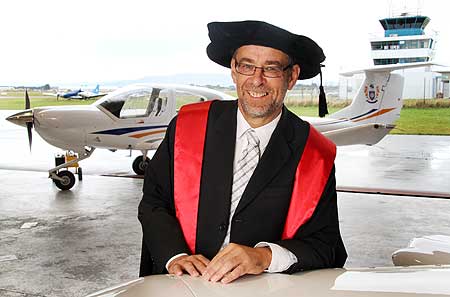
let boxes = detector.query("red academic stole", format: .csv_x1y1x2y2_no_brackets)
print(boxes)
174,101,336,254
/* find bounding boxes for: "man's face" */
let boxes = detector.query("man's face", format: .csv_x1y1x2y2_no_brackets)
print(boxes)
231,45,300,125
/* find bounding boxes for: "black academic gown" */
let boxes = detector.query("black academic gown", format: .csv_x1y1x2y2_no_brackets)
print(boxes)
138,100,346,276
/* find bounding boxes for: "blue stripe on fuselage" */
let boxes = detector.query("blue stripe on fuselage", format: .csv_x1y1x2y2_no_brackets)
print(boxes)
92,125,168,135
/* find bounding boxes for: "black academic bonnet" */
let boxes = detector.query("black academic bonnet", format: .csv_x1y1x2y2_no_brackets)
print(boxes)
206,20,325,80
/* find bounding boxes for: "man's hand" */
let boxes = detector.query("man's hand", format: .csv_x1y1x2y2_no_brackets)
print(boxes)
202,243,272,284
167,254,210,277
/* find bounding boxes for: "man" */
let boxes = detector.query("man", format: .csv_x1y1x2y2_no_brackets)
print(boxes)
138,20,346,284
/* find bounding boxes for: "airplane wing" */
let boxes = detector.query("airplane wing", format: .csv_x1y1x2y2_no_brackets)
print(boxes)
392,235,450,266
78,85,107,99
78,92,107,100
42,92,83,99
340,61,442,77
86,266,450,297
323,123,394,146
42,92,58,97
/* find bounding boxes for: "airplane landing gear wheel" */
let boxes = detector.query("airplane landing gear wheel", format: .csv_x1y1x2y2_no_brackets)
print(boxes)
132,155,149,175
54,170,76,190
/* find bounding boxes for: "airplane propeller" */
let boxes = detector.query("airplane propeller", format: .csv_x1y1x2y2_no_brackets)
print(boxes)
5,90,34,151
25,89,30,109
25,90,33,150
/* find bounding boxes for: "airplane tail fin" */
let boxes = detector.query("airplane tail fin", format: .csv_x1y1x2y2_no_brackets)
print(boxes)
330,67,407,126
330,62,439,126
93,84,100,94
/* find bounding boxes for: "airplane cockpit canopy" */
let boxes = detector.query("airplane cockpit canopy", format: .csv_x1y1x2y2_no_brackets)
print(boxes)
97,86,169,119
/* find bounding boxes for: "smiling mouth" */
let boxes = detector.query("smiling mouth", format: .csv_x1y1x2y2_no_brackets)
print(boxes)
248,91,269,98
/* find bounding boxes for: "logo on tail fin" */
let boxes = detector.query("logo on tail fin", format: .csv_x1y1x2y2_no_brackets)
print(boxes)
364,84,380,104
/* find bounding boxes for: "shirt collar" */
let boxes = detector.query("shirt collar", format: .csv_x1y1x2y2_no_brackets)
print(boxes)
236,107,282,153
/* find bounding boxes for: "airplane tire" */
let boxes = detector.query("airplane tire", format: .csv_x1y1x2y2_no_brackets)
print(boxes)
54,170,76,191
132,155,149,175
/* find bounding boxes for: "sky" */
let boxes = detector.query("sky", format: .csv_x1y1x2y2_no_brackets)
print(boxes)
0,0,449,87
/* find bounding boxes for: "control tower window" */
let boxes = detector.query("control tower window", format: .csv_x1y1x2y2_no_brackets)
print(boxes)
410,40,418,49
420,40,429,48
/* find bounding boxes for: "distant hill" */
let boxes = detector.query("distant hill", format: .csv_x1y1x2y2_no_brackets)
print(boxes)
5,72,337,90
102,73,234,88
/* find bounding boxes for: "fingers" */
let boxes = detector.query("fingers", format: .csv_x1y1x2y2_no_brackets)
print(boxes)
167,245,270,284
202,244,270,284
167,254,211,277
196,254,211,268
183,261,201,277
203,245,242,282
221,265,244,284
205,256,239,283
170,263,184,276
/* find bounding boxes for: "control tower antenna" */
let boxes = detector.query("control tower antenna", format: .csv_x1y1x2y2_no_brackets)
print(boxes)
388,0,424,17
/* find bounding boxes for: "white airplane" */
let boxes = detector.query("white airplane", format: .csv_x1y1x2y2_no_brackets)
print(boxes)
7,84,234,190
85,265,450,297
6,62,430,191
86,230,450,296
306,62,431,146
392,234,450,266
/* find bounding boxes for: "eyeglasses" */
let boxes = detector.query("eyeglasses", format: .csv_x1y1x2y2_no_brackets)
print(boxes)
235,62,292,78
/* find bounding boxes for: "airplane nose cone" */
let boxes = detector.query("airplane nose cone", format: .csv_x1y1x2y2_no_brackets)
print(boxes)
6,109,34,127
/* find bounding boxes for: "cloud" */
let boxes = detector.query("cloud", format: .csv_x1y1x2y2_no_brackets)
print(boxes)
0,0,448,85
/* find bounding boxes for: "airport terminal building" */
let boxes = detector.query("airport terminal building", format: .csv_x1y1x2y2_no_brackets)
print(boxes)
340,13,450,99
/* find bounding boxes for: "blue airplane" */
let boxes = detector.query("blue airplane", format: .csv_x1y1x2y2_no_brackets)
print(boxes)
45,84,106,100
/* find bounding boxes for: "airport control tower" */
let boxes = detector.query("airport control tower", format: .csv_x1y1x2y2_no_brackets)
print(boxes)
370,14,436,65
369,13,440,99
339,7,449,100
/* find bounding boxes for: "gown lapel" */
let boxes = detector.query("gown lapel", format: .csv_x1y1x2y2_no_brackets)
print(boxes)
196,101,237,257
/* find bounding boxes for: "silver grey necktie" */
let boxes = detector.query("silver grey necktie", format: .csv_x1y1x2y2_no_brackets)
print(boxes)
230,129,261,221
221,128,261,249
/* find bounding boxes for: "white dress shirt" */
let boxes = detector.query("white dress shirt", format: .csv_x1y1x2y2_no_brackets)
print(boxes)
166,107,298,272
220,108,297,272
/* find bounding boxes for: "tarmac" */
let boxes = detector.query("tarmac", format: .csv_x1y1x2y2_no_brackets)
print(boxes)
1,110,450,297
